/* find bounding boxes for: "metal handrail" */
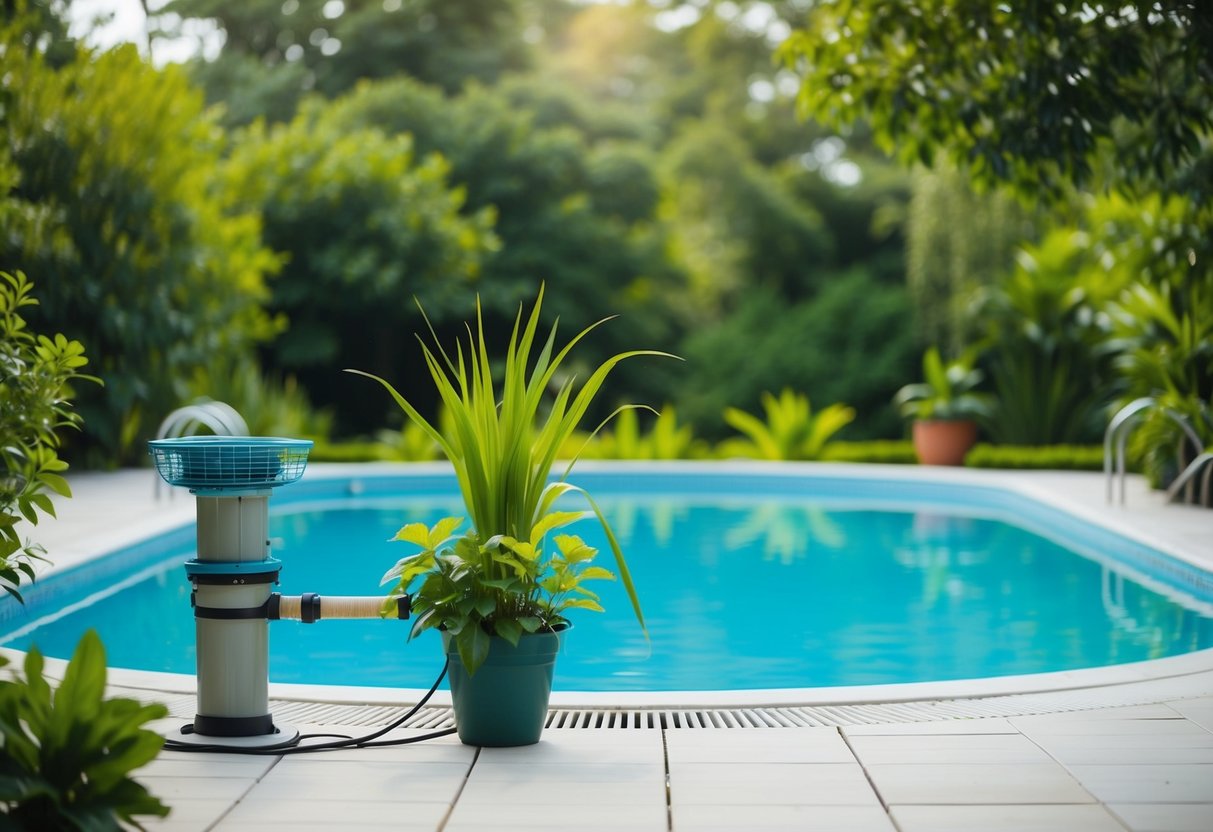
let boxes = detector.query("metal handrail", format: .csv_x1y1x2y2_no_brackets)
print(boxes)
1103,398,1154,504
1104,398,1205,505
1165,451,1213,507
153,400,250,498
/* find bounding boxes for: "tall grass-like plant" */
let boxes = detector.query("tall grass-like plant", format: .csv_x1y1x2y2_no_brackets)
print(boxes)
347,288,672,673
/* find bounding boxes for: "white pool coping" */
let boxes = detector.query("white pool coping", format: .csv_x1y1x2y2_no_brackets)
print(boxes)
8,461,1213,712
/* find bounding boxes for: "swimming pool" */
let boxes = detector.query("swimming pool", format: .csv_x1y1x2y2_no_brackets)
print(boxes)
2,466,1211,692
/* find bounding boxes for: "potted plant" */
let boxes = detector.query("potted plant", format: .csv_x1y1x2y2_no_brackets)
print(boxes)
894,347,994,466
348,288,669,746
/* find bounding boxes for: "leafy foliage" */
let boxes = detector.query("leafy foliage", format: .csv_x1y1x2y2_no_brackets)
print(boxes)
220,97,498,436
382,517,617,675
0,272,98,601
906,160,1040,353
0,21,280,465
0,631,169,830
324,76,689,420
971,230,1126,444
572,406,708,461
779,0,1213,198
189,358,333,442
160,0,532,124
894,347,994,422
964,443,1106,472
678,276,918,440
350,289,672,673
720,389,855,461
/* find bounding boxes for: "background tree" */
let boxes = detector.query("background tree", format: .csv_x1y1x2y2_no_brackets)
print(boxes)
780,0,1213,199
220,97,498,436
1,14,280,465
156,0,532,126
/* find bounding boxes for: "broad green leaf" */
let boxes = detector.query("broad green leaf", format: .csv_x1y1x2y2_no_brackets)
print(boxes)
391,522,431,547
561,598,605,613
37,473,71,498
529,511,588,548
554,534,597,563
428,516,464,549
493,618,522,646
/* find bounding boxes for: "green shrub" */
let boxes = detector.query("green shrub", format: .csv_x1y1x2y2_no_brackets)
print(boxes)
719,389,855,461
307,441,396,464
0,631,169,829
820,440,918,464
0,271,98,601
963,444,1106,471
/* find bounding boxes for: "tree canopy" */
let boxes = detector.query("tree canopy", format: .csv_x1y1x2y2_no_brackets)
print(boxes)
780,1,1213,199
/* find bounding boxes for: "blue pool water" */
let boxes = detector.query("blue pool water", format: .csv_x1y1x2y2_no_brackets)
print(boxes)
2,470,1211,691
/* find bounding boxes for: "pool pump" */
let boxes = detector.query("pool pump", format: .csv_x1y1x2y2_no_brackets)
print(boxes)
149,436,407,749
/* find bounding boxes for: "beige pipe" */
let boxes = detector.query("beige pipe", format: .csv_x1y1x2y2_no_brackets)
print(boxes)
275,594,407,620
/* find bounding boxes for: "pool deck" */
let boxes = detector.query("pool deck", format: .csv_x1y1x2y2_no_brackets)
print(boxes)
7,463,1213,831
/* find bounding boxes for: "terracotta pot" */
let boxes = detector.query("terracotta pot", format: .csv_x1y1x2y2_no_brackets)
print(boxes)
912,419,977,466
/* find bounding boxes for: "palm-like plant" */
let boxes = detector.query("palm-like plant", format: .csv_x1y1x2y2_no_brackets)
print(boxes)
348,288,672,673
720,388,855,460
894,347,994,422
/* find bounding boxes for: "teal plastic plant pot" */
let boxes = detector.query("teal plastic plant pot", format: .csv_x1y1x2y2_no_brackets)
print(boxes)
443,625,567,747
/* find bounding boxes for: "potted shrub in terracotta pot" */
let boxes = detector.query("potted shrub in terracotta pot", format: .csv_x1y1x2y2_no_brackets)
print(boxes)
348,288,670,746
894,347,994,466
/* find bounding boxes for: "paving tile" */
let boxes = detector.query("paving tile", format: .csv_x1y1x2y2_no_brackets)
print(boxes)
1108,802,1213,832
891,803,1128,832
445,798,667,828
1027,733,1213,750
217,825,404,832
468,761,664,784
668,762,879,806
843,718,1018,736
140,798,234,830
475,729,662,766
284,725,475,763
222,798,450,826
671,803,895,831
866,762,1095,804
1167,703,1213,733
140,752,278,778
1011,705,1179,721
1012,717,1208,737
138,775,257,801
848,733,1052,764
665,727,854,763
456,776,665,807
248,759,468,803
1041,742,1213,765
1067,763,1213,803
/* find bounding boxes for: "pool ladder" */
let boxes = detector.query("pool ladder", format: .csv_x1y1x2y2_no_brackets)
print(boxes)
153,400,249,499
1104,398,1211,507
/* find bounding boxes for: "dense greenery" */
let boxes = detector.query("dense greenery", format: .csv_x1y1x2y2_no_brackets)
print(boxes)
5,0,1209,487
0,272,96,601
1,12,280,465
0,631,169,829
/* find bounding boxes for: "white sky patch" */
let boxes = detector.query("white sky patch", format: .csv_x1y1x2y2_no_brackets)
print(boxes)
67,0,221,65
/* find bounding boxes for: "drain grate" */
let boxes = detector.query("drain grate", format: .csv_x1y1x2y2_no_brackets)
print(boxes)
129,670,1213,732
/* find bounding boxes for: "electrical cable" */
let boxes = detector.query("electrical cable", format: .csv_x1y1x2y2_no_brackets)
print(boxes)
162,659,456,755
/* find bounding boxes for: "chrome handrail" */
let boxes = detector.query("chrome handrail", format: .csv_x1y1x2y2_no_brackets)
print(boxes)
1103,398,1154,504
1165,451,1213,507
1103,398,1205,505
